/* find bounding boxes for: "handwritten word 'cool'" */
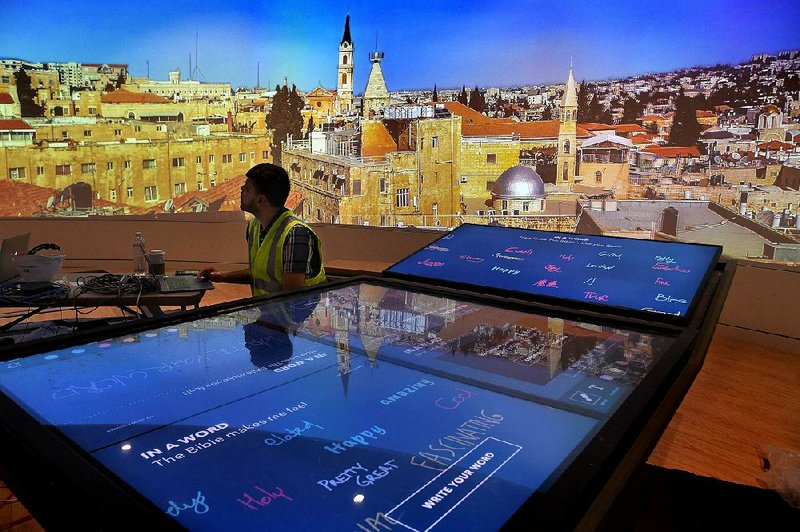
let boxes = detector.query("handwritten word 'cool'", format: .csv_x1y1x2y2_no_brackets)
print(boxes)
435,388,476,410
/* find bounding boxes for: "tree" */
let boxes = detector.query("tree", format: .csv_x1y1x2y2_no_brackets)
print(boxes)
432,85,438,102
541,105,553,120
622,98,642,123
457,86,469,105
576,81,590,122
266,84,294,164
14,68,44,117
115,71,126,89
587,95,605,123
306,116,314,138
669,87,701,147
644,121,659,135
468,86,485,113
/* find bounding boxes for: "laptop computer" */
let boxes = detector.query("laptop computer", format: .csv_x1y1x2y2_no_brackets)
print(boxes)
158,275,214,293
0,233,31,283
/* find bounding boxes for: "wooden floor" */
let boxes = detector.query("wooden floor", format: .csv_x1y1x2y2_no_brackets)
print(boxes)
1,284,798,530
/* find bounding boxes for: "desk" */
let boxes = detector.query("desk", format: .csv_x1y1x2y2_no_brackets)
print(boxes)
0,274,207,333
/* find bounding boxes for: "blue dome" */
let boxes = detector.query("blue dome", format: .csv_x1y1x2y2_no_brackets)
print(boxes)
493,165,545,199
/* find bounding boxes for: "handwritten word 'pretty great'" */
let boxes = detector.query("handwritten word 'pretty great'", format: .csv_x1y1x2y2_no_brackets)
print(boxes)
264,420,323,447
317,460,399,492
237,486,292,511
324,426,387,454
380,379,434,405
165,491,209,517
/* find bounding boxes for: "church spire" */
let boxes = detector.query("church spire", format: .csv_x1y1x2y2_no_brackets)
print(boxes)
341,14,352,45
562,66,577,108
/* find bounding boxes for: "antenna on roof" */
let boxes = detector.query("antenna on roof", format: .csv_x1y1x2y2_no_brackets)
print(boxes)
46,196,55,209
164,198,174,212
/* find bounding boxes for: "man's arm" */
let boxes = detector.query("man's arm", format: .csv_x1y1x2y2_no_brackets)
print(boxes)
281,272,307,291
197,267,251,284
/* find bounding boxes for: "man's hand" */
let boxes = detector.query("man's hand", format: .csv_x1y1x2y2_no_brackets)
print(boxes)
197,267,219,282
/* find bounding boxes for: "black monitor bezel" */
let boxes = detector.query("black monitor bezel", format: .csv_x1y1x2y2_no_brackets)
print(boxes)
383,223,723,326
0,275,701,531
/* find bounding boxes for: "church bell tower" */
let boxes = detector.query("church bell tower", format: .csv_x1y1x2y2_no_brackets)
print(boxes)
337,15,354,114
558,66,578,187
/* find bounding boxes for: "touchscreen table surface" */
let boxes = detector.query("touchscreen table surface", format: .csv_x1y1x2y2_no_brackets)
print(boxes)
385,224,721,318
0,281,676,531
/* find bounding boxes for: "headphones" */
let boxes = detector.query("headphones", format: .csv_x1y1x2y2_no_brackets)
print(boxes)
27,243,62,255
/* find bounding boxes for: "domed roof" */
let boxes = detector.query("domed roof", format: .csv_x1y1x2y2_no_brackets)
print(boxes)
492,165,545,199
760,104,781,115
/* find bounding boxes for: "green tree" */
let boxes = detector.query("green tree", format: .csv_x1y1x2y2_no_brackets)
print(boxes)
576,81,590,122
587,94,604,122
266,84,289,164
622,98,642,123
669,87,701,147
115,71,126,89
14,68,44,117
468,86,485,113
457,86,469,105
541,105,552,120
306,116,314,138
432,85,438,102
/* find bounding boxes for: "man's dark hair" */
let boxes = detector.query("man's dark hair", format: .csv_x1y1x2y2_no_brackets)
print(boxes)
246,163,290,207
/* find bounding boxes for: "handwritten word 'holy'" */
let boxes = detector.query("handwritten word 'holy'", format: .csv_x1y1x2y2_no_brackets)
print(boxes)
435,388,476,410
165,491,209,517
584,291,609,302
237,486,292,511
418,258,444,267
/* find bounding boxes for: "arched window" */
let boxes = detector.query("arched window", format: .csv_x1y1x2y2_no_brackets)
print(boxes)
595,171,602,183
341,73,347,85
343,55,348,65
564,140,570,154
562,163,569,181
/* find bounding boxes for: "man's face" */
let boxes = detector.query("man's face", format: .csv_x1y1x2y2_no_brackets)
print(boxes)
240,179,262,214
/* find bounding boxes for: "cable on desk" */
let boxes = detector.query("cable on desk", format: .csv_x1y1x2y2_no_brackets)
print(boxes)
0,281,70,305
75,274,158,295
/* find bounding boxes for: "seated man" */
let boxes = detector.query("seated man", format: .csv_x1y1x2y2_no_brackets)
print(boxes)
198,163,325,295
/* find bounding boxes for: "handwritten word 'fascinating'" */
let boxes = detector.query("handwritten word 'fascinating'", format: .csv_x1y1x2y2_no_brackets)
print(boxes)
237,486,292,511
458,254,485,263
652,262,691,273
584,291,609,302
354,512,398,532
426,245,449,252
435,388,476,410
264,420,323,446
491,266,520,275
165,491,209,517
655,293,688,305
324,426,387,454
534,279,559,288
410,410,504,472
380,380,434,405
418,258,444,267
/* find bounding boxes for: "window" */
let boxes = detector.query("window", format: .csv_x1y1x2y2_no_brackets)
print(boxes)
486,153,497,164
114,129,122,136
107,161,114,170
239,152,246,162
135,125,141,132
316,102,322,108
36,166,44,176
502,200,509,210
109,189,117,201
8,167,26,180
197,181,205,191
343,55,348,65
88,107,96,115
522,201,530,211
124,160,132,169
126,187,134,198
262,151,268,160
595,170,603,183
379,177,387,193
144,185,158,201
222,153,232,163
55,164,71,176
564,140,570,154
431,136,439,148
210,177,216,187
396,187,410,207
174,183,187,195
250,151,255,161
172,157,185,167
1,76,8,83
342,73,347,85
352,179,362,195
209,154,215,163
61,131,68,138
562,163,569,181
143,159,156,169
83,130,92,137
196,156,202,164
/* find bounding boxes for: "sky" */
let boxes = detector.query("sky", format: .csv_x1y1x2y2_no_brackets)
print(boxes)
2,0,799,92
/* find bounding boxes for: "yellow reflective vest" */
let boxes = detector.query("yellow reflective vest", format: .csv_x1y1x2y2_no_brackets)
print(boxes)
247,211,326,296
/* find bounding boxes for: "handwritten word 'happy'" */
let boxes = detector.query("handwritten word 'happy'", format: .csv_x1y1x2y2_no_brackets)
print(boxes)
324,426,387,454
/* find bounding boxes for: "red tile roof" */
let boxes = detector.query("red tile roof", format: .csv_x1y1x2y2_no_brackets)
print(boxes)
0,180,56,216
614,123,647,134
442,101,494,125
581,123,616,131
0,92,15,104
630,133,662,145
696,110,716,118
641,145,701,158
101,89,170,104
0,119,33,131
757,140,795,150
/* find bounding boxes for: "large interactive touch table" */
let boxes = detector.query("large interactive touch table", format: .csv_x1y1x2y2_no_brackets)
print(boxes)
0,260,733,531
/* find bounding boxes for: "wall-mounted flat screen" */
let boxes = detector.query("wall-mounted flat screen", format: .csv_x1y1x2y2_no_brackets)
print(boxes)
0,280,681,530
385,224,721,318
